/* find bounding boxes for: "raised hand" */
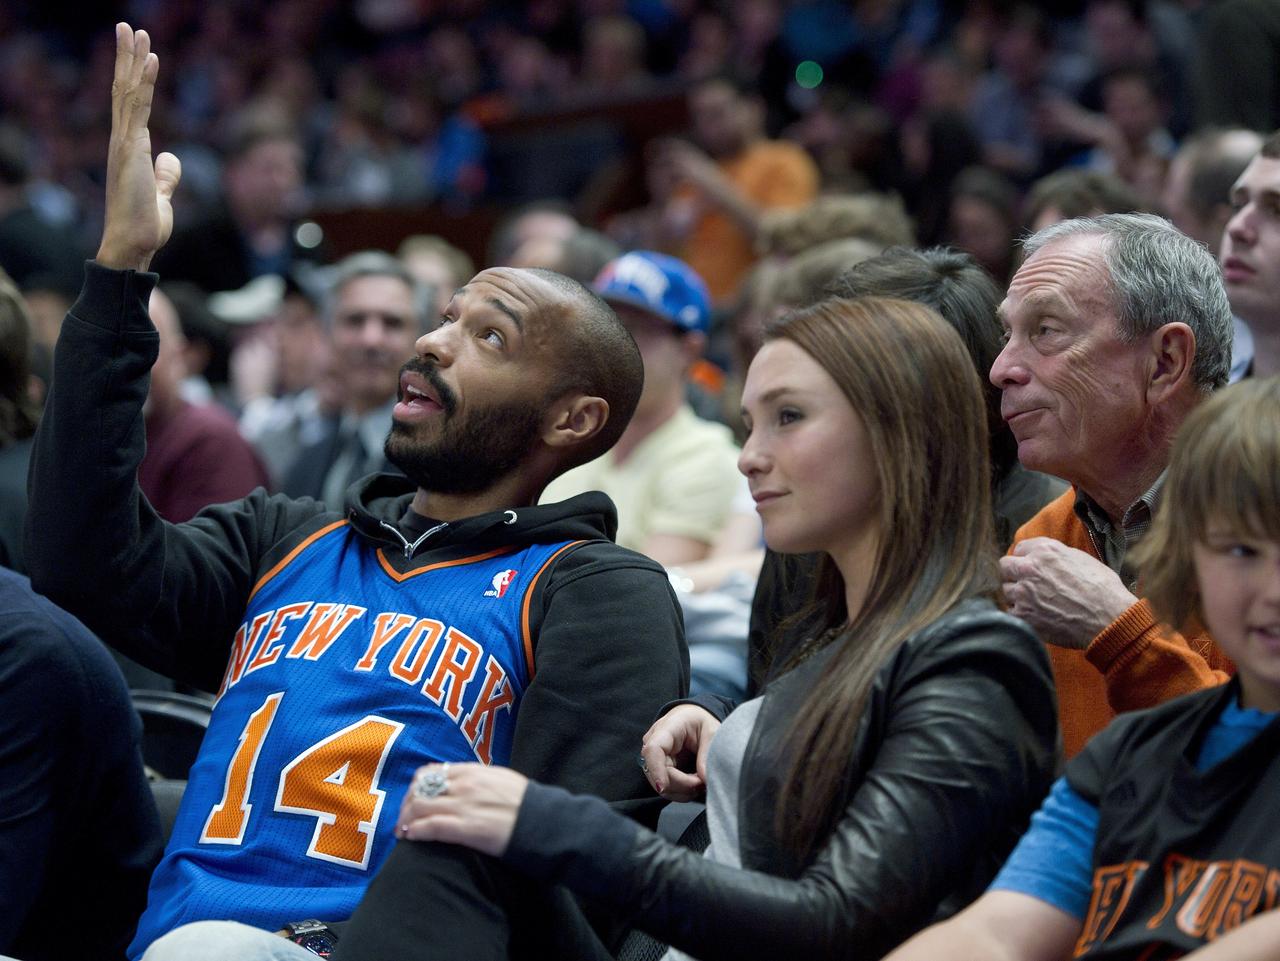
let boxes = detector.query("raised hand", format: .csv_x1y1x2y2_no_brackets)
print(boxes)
95,23,182,272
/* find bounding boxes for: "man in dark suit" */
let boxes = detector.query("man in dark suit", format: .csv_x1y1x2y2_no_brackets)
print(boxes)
282,252,429,508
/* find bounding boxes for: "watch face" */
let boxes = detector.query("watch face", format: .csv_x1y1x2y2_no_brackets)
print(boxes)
297,933,336,957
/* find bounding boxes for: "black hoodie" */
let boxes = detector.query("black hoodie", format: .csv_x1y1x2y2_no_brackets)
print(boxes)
26,264,688,943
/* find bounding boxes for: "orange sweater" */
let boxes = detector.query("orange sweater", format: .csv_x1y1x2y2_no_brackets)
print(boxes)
1011,489,1232,759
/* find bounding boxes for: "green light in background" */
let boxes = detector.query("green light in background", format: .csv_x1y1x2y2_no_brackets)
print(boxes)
795,61,823,89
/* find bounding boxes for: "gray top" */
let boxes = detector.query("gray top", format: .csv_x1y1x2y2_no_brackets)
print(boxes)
664,696,763,961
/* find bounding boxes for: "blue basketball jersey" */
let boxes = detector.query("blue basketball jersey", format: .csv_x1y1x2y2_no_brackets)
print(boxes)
129,522,582,957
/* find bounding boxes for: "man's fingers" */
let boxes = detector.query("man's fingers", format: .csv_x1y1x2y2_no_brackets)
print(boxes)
997,554,1023,582
128,30,152,87
155,152,182,198
1002,579,1020,609
111,23,136,132
126,50,159,139
112,23,135,94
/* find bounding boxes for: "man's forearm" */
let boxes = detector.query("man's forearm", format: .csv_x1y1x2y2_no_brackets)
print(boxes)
696,173,761,237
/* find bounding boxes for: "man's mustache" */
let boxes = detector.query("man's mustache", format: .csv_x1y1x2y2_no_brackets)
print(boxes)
399,359,458,416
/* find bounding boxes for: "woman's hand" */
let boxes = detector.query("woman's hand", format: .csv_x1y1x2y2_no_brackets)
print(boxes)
397,763,529,858
639,704,721,800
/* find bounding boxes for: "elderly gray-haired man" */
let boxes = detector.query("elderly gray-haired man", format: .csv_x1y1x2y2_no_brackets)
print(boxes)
280,250,431,508
993,212,1234,758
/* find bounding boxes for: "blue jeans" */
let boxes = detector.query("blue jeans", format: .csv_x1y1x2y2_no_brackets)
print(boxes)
141,921,318,961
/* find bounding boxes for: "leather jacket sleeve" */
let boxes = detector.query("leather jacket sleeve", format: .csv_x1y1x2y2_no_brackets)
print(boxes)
505,613,1059,961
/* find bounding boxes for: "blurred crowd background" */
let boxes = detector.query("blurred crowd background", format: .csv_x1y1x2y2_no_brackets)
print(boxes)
1,0,1277,541
4,0,1276,284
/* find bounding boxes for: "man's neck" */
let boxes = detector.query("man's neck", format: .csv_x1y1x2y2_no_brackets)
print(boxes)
409,472,542,524
1075,446,1169,524
1250,322,1280,378
1074,391,1203,522
406,446,562,524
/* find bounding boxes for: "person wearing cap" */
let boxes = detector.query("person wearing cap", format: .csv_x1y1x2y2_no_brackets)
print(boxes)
541,251,741,566
231,272,342,486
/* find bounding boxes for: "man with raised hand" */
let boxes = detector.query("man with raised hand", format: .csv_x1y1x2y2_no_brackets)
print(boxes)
26,24,686,959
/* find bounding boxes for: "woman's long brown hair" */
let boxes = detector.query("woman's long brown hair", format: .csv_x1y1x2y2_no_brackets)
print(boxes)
766,296,998,862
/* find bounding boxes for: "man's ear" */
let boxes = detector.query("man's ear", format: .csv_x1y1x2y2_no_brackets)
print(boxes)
1147,321,1196,403
541,394,610,451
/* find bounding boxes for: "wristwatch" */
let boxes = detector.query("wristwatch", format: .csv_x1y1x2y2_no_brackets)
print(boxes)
284,919,339,958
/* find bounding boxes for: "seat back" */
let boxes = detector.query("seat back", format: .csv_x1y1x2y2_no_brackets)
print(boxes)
130,689,215,780
149,778,188,842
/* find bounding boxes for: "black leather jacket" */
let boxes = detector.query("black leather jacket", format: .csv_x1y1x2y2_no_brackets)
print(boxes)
507,598,1060,961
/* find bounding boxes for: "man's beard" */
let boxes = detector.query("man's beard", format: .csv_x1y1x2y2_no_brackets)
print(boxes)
384,362,546,496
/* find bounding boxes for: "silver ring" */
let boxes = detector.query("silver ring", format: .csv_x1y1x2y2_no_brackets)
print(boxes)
637,753,648,774
413,763,450,799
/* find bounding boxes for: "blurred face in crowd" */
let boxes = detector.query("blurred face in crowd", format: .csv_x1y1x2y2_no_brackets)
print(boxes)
331,274,419,415
689,80,748,158
1221,155,1280,328
1162,152,1208,247
609,303,698,421
498,210,577,267
224,137,304,225
738,338,879,563
1103,75,1163,146
274,293,329,396
146,289,188,419
385,268,562,494
990,233,1151,487
949,195,1014,282
401,248,465,318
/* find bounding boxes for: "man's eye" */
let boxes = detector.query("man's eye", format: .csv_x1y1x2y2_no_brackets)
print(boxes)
778,408,801,426
482,329,505,347
438,315,456,327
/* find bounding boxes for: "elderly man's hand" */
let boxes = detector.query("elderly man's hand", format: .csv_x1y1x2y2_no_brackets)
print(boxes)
999,537,1138,649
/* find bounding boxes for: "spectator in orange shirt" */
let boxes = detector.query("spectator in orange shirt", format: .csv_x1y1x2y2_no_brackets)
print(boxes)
650,76,819,305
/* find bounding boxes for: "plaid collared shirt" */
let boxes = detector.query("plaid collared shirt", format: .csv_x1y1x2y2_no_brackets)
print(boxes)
1072,471,1166,588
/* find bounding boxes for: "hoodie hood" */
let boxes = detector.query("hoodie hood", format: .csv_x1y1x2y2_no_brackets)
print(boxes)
343,472,620,561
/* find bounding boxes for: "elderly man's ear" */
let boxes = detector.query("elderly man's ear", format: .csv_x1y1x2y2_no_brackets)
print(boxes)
1146,322,1196,403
